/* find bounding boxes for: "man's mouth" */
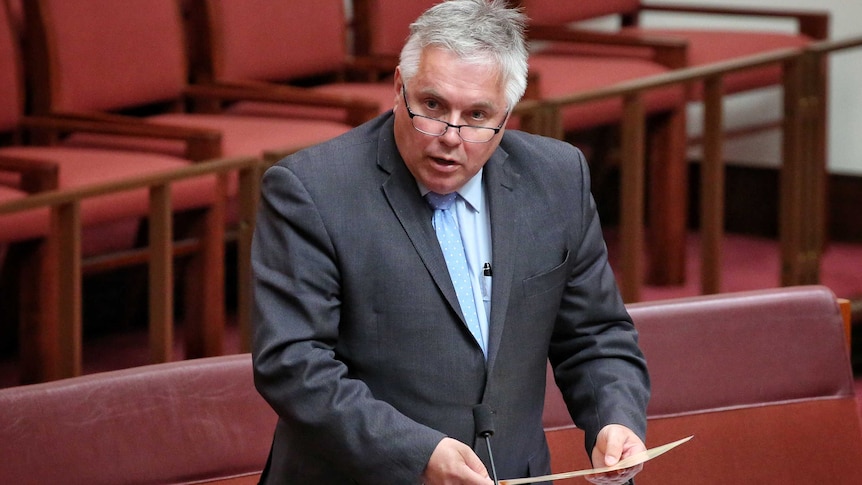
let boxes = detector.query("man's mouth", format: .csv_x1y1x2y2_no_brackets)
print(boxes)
432,157,457,166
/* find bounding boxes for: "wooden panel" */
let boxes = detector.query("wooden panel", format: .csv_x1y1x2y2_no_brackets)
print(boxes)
543,398,862,485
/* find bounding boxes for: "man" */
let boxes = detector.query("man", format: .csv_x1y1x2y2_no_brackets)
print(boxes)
252,1,650,484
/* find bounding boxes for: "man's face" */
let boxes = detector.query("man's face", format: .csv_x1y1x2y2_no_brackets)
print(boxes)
393,47,509,195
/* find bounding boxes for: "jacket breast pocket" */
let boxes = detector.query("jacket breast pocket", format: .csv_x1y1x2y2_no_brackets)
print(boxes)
522,250,570,299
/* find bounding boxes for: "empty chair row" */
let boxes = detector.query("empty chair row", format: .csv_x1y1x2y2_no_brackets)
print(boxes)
12,0,832,291
0,0,841,385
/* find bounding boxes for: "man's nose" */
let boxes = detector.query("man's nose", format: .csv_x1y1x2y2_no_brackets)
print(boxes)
439,122,463,145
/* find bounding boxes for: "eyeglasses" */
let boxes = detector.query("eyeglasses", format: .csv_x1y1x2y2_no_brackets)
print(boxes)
401,85,506,143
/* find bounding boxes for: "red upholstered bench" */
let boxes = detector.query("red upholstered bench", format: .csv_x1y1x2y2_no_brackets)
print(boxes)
543,285,862,485
3,286,859,484
0,354,274,484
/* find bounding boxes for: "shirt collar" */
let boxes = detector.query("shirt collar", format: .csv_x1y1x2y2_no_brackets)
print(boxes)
418,168,484,213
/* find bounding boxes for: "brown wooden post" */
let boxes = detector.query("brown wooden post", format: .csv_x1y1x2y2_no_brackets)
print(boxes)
779,54,805,286
55,201,82,377
800,48,827,284
15,238,60,383
700,74,724,294
182,173,228,359
645,99,688,286
619,93,646,302
149,184,173,363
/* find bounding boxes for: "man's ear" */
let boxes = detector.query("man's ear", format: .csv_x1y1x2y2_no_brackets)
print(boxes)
394,67,404,108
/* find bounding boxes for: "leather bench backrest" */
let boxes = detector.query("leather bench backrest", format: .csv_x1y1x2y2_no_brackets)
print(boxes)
0,354,276,484
542,285,862,484
543,285,854,425
635,284,853,416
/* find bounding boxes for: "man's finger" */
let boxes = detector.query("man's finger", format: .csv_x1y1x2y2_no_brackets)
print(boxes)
603,429,626,466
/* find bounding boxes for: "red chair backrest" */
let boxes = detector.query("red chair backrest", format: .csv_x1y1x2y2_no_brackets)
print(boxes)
199,0,347,83
25,0,188,113
0,0,23,131
359,0,436,57
518,0,640,25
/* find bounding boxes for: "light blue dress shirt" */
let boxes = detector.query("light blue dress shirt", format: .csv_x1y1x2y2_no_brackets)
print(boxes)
420,169,492,354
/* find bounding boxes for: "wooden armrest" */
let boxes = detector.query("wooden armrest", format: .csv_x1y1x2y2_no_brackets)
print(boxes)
528,25,688,68
18,113,222,161
641,3,829,40
0,155,59,192
185,81,380,125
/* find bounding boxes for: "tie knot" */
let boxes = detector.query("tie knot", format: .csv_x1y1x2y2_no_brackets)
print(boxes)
425,192,457,210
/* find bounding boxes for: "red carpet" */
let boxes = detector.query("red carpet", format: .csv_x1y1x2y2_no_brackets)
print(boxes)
610,231,862,303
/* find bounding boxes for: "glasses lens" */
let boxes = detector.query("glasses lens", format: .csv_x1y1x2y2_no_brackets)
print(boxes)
411,116,448,136
459,126,496,143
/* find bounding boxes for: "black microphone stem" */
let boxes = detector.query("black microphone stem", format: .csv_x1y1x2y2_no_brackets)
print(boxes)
484,435,500,485
473,404,500,485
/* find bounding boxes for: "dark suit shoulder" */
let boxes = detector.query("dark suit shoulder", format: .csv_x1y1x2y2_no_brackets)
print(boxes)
497,129,590,195
262,113,396,203
270,112,392,177
499,129,586,168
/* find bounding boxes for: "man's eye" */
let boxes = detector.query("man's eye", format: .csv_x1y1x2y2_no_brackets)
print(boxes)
423,99,440,111
470,111,488,122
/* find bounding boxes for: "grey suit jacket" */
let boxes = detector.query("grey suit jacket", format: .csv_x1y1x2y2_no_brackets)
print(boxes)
252,113,649,484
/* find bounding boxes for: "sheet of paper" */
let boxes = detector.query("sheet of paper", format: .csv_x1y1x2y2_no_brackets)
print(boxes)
500,435,693,485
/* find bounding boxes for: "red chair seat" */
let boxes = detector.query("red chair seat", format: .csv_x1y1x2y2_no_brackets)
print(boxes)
621,28,814,96
1,146,215,221
59,114,349,230
526,55,685,131
535,28,812,98
0,146,219,256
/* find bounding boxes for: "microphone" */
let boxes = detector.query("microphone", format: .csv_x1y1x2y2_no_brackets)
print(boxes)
473,403,500,485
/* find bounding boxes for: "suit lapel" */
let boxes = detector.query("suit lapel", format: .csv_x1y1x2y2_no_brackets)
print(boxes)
377,129,467,326
484,147,520,371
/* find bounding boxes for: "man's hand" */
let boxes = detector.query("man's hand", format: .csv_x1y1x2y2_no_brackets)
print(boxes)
586,424,646,485
421,437,494,485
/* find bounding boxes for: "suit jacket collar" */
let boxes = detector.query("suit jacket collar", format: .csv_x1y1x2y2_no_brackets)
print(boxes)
483,143,519,371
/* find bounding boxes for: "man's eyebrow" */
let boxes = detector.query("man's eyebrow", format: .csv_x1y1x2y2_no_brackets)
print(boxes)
418,88,499,112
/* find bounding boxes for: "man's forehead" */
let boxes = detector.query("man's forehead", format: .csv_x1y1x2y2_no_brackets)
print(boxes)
412,51,506,108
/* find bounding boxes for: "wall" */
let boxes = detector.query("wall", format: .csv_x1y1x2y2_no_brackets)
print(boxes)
645,0,862,176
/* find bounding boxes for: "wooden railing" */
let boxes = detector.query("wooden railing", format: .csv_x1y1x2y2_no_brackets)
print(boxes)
0,156,261,381
531,35,862,302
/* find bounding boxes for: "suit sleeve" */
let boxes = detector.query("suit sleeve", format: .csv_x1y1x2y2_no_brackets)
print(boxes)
251,163,445,483
547,147,651,456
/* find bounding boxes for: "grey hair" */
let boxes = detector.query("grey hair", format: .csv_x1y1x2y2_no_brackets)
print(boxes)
399,0,529,111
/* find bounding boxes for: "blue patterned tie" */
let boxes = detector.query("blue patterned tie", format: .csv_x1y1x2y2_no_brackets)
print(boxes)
426,192,486,356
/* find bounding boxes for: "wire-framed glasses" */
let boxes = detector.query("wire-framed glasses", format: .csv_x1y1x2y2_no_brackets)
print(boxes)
401,85,507,143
